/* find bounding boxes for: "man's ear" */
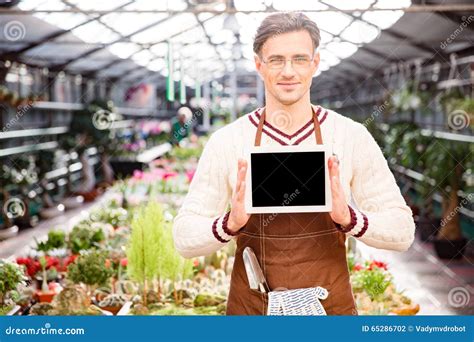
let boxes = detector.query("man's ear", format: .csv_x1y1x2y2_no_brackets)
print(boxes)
255,54,264,80
311,51,320,76
312,51,320,71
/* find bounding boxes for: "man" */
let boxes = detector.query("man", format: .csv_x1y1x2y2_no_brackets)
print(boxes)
173,12,415,315
170,106,192,145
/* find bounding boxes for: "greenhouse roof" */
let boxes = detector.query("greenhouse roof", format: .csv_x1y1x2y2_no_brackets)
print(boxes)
0,0,472,87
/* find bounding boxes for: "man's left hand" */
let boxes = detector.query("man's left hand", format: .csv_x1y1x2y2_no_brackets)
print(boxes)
328,155,351,227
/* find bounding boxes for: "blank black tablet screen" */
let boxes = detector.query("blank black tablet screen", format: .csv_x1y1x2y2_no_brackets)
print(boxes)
250,151,326,207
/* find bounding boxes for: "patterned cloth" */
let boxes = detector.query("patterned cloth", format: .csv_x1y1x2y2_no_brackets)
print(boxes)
267,286,329,316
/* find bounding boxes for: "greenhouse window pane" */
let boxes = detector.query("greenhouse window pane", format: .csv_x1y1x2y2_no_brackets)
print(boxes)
147,58,166,72
132,49,154,66
22,0,65,11
306,12,353,36
108,42,142,59
18,0,58,11
210,30,236,45
66,0,131,11
149,43,168,56
325,41,358,59
101,13,166,36
234,0,267,11
35,12,89,30
340,20,380,44
131,14,196,44
375,0,412,10
362,10,404,29
71,21,120,44
124,0,188,11
273,0,328,11
326,0,375,10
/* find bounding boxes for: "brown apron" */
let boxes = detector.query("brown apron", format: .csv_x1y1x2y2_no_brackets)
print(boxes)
226,107,357,315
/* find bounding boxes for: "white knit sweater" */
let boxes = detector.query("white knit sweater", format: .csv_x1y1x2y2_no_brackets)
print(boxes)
173,106,416,258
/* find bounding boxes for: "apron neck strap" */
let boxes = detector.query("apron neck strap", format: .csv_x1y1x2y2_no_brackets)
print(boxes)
254,106,323,146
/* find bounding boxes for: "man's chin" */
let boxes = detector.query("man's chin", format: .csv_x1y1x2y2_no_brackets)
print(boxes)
275,93,303,106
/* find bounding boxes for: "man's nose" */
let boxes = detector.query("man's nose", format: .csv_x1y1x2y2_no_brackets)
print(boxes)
280,60,297,77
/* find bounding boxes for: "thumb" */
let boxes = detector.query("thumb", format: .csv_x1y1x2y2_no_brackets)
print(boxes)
328,156,338,179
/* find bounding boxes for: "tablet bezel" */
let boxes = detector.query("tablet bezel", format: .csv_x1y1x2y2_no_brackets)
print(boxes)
244,144,332,214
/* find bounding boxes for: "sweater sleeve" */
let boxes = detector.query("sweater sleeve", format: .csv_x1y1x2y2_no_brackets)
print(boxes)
172,131,233,258
346,124,416,252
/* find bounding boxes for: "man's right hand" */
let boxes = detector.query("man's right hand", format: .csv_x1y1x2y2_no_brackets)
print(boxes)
227,158,251,233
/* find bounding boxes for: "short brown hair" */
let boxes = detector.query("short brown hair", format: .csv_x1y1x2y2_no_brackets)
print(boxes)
253,12,321,56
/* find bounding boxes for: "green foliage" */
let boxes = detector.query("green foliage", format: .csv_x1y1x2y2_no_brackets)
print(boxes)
35,230,66,252
352,267,392,302
168,146,203,161
383,121,419,164
89,205,129,227
389,82,433,115
0,260,25,305
127,201,165,284
68,223,106,254
67,251,113,288
127,201,193,305
161,222,193,283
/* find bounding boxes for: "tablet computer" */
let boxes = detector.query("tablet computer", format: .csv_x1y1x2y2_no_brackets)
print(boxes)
245,145,332,214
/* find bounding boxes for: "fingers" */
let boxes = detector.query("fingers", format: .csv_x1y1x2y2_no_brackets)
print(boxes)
234,159,247,200
237,180,246,202
328,155,340,184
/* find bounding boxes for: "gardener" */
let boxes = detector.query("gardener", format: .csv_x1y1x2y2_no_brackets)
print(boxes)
173,12,415,315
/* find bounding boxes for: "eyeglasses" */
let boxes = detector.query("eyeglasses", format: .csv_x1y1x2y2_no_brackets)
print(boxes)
261,55,314,70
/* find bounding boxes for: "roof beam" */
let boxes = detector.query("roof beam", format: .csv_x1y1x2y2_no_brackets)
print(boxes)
2,4,474,14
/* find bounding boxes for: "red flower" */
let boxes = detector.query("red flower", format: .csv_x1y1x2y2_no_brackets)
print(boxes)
63,255,77,269
163,171,178,180
16,257,40,278
368,260,388,271
105,259,111,268
353,263,364,272
193,259,200,267
120,258,128,267
185,170,196,183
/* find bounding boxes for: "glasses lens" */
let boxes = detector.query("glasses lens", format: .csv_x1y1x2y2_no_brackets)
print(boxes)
268,58,285,69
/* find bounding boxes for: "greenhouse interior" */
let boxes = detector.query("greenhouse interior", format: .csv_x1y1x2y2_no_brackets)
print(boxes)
0,0,472,317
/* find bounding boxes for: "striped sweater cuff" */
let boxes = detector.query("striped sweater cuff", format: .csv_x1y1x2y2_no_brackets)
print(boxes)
211,212,238,243
334,205,369,238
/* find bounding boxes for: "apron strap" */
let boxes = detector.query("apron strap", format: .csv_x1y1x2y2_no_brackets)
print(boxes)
254,106,323,146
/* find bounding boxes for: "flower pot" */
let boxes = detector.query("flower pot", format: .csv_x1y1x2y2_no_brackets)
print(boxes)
390,303,420,316
433,238,467,260
416,217,440,242
36,291,56,303
100,305,122,315
0,225,19,240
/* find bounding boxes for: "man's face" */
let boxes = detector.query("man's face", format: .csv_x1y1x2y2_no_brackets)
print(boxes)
255,30,320,106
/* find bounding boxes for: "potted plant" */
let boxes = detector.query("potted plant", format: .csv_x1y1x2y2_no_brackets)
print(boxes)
67,222,106,254
396,127,442,241
422,136,471,259
67,250,113,297
35,256,57,303
0,259,26,315
34,229,66,253
98,293,128,315
127,201,167,306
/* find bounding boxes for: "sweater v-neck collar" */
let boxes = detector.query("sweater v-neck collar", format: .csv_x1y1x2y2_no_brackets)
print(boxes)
248,106,328,145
